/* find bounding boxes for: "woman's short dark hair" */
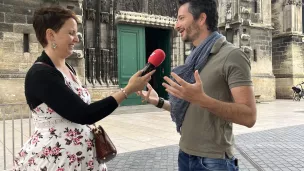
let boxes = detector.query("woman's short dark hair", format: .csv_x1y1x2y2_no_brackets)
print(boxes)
179,0,218,31
33,6,79,47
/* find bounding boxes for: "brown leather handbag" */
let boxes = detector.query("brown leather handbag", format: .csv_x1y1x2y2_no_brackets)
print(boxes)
92,124,117,163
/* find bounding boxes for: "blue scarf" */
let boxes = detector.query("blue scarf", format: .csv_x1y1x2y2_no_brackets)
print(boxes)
169,31,223,132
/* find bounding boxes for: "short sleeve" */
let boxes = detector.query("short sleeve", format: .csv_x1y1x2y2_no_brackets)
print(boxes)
223,49,253,89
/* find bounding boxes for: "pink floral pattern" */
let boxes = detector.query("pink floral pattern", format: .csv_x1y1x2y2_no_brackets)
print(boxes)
64,128,84,146
46,107,54,114
85,139,94,151
30,132,43,147
86,160,95,171
11,69,107,171
56,168,64,171
67,153,77,165
18,150,27,158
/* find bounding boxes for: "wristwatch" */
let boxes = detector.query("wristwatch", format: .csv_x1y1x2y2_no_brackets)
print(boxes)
156,97,165,108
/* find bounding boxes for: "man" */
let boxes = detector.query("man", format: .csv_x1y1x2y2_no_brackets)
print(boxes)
138,0,256,170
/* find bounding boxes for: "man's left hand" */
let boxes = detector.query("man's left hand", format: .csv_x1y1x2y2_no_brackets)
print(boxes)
162,70,207,105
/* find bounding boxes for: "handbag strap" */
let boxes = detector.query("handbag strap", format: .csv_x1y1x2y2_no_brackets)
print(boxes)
35,61,52,68
92,124,98,129
35,61,81,85
35,61,76,75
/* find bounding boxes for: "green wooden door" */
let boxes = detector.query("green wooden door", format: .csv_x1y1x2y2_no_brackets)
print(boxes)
117,25,145,106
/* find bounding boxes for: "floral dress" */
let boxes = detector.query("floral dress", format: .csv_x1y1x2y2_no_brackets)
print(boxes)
10,69,107,171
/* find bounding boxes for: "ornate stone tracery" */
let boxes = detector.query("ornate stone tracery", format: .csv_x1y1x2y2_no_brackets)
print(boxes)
284,0,302,6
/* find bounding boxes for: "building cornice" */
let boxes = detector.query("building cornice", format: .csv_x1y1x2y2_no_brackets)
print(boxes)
115,11,176,28
273,32,304,38
218,21,273,30
283,0,302,7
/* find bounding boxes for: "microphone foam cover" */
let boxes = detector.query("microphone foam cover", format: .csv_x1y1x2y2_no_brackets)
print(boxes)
148,49,166,67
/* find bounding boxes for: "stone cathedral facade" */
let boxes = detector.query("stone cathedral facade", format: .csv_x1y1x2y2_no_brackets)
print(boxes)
0,0,303,107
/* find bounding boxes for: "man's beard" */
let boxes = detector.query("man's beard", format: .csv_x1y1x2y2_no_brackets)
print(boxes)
183,22,200,43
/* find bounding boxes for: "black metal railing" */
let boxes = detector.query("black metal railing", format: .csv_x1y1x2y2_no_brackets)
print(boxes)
0,103,33,170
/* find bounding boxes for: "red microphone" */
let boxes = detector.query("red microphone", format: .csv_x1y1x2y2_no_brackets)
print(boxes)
141,49,166,76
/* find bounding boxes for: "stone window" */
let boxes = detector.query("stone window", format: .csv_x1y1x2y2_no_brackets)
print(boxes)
251,0,262,23
226,28,234,43
254,0,258,13
23,34,29,53
253,49,257,62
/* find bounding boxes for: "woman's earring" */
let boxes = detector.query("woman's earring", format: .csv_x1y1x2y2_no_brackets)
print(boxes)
52,42,57,49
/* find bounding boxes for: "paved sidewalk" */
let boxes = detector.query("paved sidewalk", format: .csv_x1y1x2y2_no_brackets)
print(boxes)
106,145,257,171
235,124,304,171
1,100,304,170
103,100,304,171
106,124,304,171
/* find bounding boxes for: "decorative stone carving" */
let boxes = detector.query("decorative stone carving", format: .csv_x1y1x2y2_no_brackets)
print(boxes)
241,34,251,41
241,46,252,53
86,0,94,9
148,0,178,17
101,0,110,12
251,13,261,23
241,18,252,26
117,0,143,12
225,23,231,30
100,12,110,23
284,0,302,6
86,8,95,20
226,2,232,22
115,11,176,28
241,7,250,14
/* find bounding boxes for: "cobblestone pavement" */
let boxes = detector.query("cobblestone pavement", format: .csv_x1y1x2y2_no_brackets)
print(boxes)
2,100,304,170
107,145,256,171
107,124,304,171
235,124,304,171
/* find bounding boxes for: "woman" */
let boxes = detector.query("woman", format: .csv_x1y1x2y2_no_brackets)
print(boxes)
11,6,154,171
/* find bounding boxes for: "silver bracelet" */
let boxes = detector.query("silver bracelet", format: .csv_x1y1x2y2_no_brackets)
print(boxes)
120,88,128,99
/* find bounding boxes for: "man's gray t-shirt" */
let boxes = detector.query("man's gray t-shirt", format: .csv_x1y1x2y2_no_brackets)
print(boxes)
179,37,253,159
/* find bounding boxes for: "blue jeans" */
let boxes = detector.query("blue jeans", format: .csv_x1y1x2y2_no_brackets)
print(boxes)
178,150,239,171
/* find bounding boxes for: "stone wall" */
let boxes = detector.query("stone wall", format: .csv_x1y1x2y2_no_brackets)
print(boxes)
273,34,304,98
245,26,276,101
88,87,120,102
271,0,304,99
172,32,185,68
0,0,42,104
218,0,275,101
0,0,84,106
